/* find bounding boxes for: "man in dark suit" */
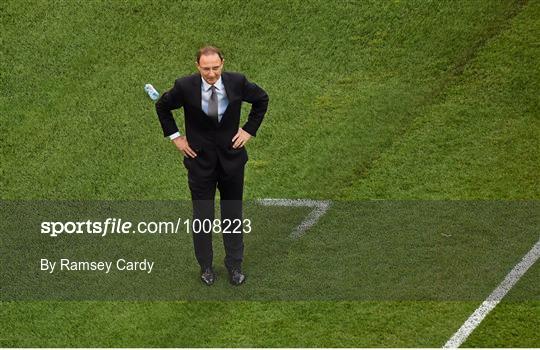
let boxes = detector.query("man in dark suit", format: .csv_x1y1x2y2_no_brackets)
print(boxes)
155,46,269,286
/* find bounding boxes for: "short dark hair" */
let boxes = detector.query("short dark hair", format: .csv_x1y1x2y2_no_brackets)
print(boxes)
196,45,223,63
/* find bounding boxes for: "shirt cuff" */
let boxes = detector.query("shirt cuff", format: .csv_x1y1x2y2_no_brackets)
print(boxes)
168,132,181,140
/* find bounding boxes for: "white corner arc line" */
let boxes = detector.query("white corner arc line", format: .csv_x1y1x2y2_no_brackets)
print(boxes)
258,198,331,239
444,238,540,348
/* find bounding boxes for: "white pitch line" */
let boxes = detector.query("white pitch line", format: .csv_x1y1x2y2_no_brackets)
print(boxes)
258,199,331,239
444,238,540,348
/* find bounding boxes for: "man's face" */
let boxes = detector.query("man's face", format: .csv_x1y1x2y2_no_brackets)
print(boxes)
197,53,224,85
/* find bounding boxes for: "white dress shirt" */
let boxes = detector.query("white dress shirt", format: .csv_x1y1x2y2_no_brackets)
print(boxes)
169,76,229,140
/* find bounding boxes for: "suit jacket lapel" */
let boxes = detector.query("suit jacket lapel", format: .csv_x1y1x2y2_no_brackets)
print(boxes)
221,72,238,118
193,73,202,111
221,72,232,107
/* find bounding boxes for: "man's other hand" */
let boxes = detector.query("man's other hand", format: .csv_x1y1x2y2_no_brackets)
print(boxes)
173,136,197,158
232,128,252,149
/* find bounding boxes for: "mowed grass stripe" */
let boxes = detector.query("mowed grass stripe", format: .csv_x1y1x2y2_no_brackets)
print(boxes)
457,14,540,345
348,0,539,199
0,301,476,347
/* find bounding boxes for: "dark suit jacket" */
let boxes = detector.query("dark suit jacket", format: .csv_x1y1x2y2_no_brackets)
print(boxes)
156,71,269,176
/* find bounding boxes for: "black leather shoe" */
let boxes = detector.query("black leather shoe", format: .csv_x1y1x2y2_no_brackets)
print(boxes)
200,266,216,286
228,268,245,286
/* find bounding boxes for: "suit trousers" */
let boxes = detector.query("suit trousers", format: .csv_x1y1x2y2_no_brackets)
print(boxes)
187,157,244,271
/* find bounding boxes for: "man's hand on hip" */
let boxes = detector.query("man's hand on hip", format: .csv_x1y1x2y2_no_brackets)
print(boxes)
173,136,197,158
232,128,252,149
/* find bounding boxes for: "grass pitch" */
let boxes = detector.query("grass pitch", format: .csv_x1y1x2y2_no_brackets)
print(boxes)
1,0,538,347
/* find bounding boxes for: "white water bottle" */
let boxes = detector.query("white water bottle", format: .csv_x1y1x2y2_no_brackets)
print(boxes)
144,83,160,101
